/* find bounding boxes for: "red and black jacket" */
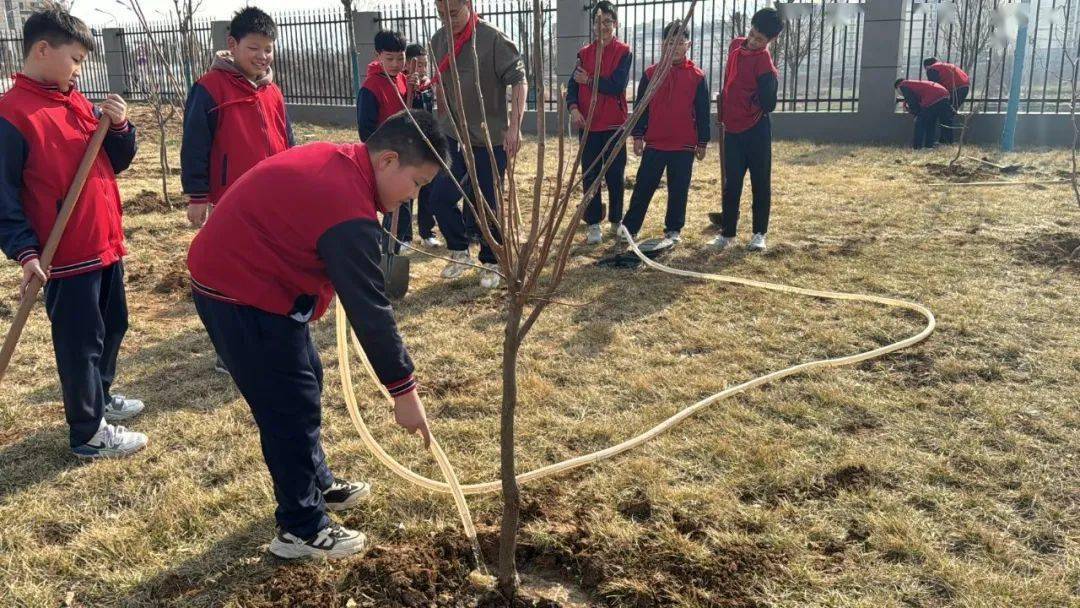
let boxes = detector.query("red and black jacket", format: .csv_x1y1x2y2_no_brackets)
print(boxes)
187,142,416,396
898,79,950,115
565,38,632,132
0,74,137,278
721,37,779,134
631,59,711,152
181,66,294,206
925,61,970,92
356,61,409,141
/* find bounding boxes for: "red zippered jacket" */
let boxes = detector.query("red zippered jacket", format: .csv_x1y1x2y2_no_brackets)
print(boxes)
187,142,416,396
0,74,137,277
631,59,711,151
181,58,294,206
566,39,632,132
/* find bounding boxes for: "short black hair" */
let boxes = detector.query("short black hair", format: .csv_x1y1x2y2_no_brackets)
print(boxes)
406,43,426,60
22,6,95,58
662,20,690,41
229,7,277,42
751,7,783,39
593,1,618,22
375,30,407,53
368,110,448,169
923,57,938,68
894,78,904,88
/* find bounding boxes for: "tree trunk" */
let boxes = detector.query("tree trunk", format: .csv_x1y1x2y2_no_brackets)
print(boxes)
497,301,524,600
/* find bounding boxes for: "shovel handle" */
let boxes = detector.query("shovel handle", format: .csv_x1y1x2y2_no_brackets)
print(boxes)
0,116,112,385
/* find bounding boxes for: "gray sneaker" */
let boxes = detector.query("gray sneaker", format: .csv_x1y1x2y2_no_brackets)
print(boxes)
72,423,147,459
323,479,372,511
708,235,736,250
440,249,472,279
748,233,767,252
585,223,603,245
269,523,367,560
104,395,144,422
664,230,682,243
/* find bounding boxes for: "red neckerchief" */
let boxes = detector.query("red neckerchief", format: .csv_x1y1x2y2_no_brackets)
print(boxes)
433,10,479,84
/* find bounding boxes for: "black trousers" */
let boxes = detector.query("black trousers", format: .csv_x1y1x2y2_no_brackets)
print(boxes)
622,148,695,236
580,129,627,225
938,86,970,144
194,293,335,539
426,139,507,264
915,100,950,149
44,262,128,447
721,116,773,237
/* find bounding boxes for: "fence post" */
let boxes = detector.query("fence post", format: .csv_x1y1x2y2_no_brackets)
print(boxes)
857,0,904,124
352,11,380,69
556,0,591,98
102,28,126,95
211,20,229,51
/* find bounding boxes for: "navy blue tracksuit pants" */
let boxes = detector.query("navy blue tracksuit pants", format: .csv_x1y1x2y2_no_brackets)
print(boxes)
722,115,773,238
194,293,335,539
581,129,627,226
914,100,949,149
426,138,507,264
44,262,128,447
622,148,695,236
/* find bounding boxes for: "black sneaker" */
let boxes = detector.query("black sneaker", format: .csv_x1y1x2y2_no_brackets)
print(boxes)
268,523,367,560
323,479,371,512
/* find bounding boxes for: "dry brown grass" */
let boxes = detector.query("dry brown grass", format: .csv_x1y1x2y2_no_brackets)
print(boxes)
0,107,1077,607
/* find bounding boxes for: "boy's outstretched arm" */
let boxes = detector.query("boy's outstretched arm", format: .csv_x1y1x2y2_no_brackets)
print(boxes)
356,88,380,142
180,83,218,205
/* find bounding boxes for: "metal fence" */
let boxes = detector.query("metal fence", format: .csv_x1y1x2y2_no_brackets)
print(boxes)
0,28,111,98
379,0,559,111
274,9,358,105
118,19,213,102
619,0,865,112
900,0,1080,114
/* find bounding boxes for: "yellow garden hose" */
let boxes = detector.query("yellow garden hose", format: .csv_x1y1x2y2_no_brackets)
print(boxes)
334,230,936,550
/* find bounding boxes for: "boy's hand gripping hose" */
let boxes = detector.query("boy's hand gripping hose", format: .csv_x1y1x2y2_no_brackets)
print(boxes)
335,227,935,568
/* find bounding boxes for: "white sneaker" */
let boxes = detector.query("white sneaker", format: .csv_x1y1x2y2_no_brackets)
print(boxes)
71,423,147,459
397,240,413,255
421,235,442,248
323,479,371,511
664,230,681,243
708,235,736,249
479,263,501,289
103,395,144,422
440,249,472,279
748,233,767,252
268,523,367,560
585,223,603,245
618,228,638,243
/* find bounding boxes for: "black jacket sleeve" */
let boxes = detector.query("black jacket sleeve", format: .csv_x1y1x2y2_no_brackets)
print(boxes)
102,120,138,174
757,72,778,114
899,85,921,115
596,51,632,96
566,70,580,110
356,87,380,142
631,72,651,138
0,118,38,264
181,83,218,202
694,77,711,146
318,218,416,394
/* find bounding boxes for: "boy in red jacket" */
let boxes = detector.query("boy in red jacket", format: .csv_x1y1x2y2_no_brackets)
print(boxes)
181,6,294,373
188,110,446,560
711,7,783,253
895,78,950,150
621,20,710,244
567,0,632,245
0,7,145,458
923,57,971,144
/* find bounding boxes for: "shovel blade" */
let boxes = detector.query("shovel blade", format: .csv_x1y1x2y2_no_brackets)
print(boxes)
380,254,411,300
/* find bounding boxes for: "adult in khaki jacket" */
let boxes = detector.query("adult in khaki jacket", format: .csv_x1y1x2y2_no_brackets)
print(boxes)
428,0,526,289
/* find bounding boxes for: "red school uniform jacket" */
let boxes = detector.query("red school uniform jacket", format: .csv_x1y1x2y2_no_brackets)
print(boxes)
898,79,949,114
0,74,137,278
356,60,409,141
721,36,780,134
187,142,416,396
630,59,711,151
566,38,632,132
925,61,970,92
181,56,294,207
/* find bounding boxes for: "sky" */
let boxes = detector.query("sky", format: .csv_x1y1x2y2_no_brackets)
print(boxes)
72,0,362,26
